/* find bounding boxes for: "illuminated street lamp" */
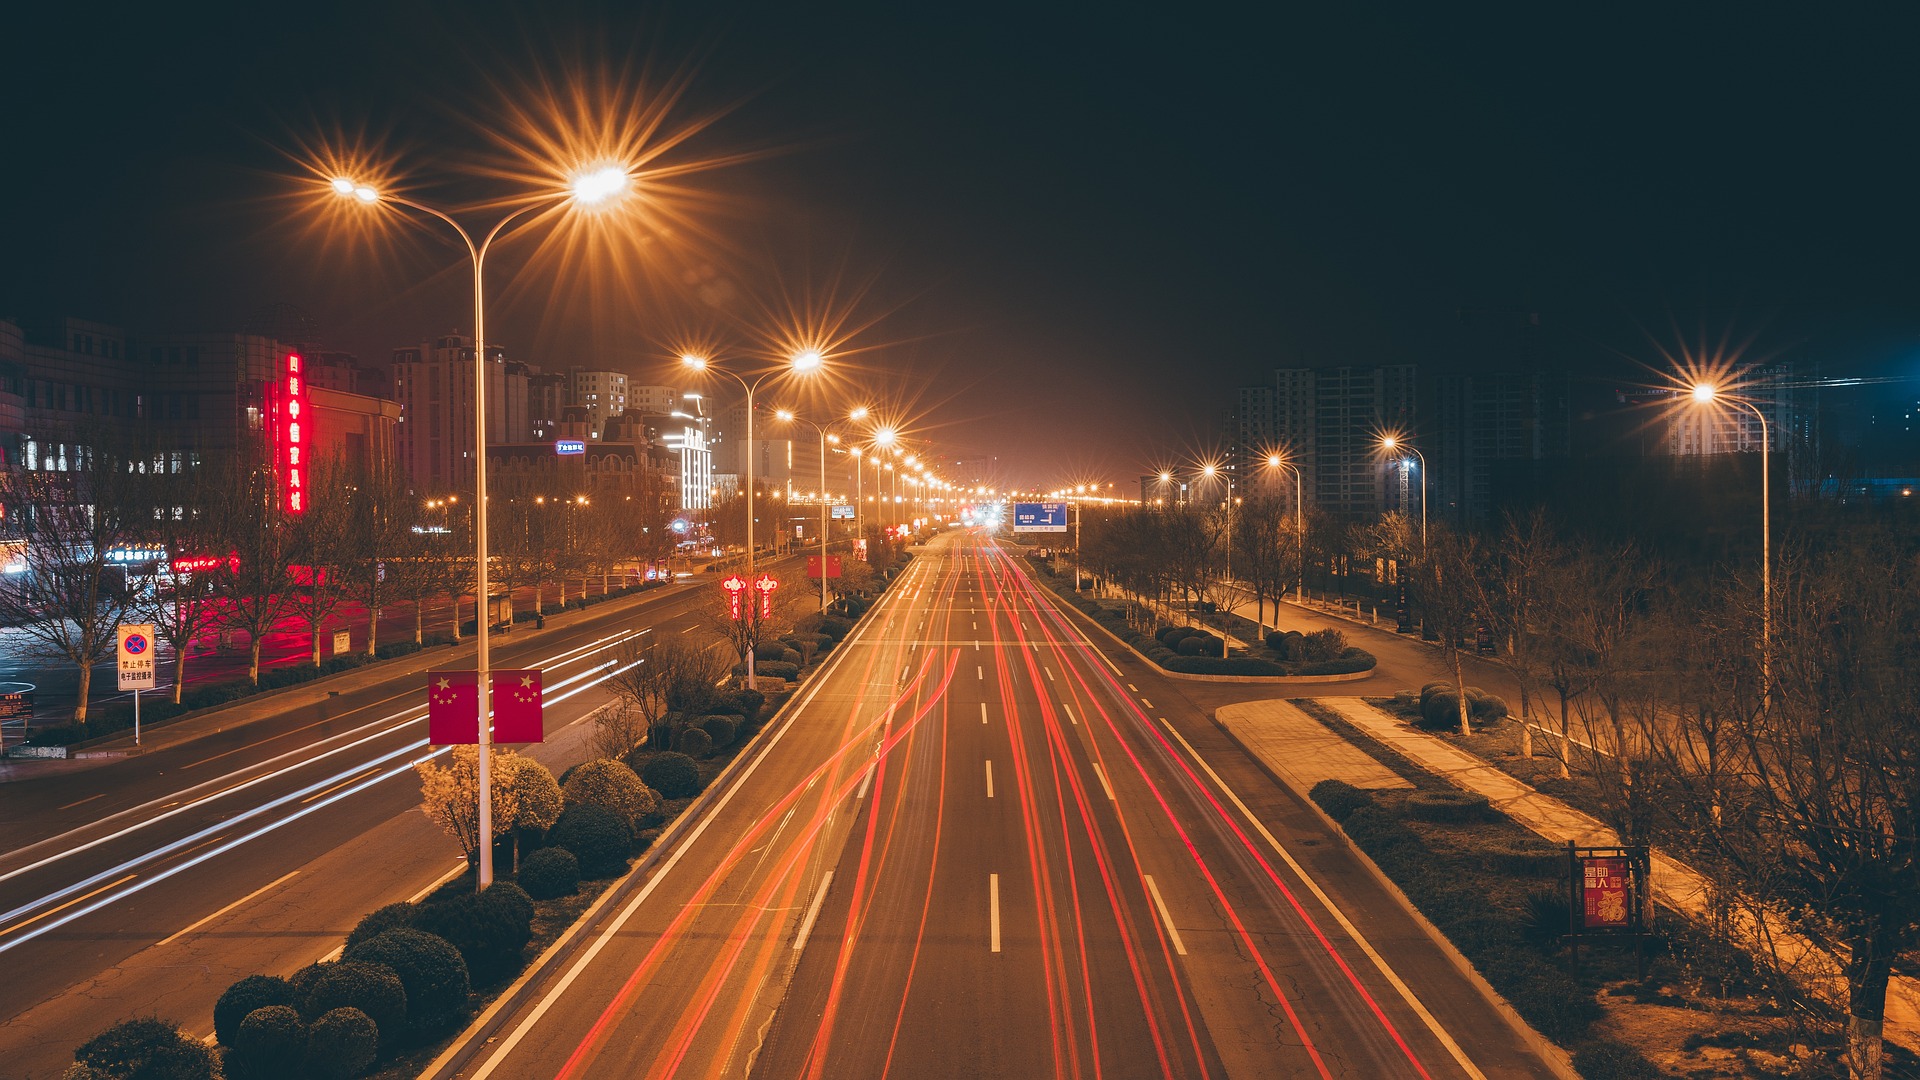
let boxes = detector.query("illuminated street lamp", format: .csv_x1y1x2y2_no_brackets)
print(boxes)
1689,382,1772,693
328,163,629,891
682,349,826,675
1379,435,1427,551
773,407,858,613
1265,452,1306,600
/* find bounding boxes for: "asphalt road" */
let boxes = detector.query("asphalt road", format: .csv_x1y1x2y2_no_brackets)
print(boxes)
430,531,1557,1079
0,568,783,1080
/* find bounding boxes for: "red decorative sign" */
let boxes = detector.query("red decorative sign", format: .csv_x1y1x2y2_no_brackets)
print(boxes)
278,351,308,515
806,555,843,579
1581,856,1631,929
721,574,748,620
172,553,240,575
754,573,780,618
492,668,544,743
426,670,479,745
853,538,868,562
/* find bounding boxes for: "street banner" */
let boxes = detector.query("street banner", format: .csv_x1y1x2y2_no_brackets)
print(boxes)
427,670,479,744
117,624,156,691
806,555,843,579
1581,856,1632,929
853,538,868,562
492,668,544,743
722,574,748,620
754,573,780,617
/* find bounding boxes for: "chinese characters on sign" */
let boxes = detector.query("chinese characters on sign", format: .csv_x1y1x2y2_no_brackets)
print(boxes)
278,351,308,515
1582,856,1631,929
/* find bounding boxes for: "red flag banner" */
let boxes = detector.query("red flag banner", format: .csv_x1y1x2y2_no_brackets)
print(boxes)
492,668,544,743
427,670,479,745
806,555,843,579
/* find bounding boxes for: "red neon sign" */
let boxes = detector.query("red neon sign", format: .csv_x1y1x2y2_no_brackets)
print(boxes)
279,351,307,515
721,574,747,620
753,573,780,618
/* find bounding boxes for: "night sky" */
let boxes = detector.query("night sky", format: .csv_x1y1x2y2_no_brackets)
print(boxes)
6,3,1920,484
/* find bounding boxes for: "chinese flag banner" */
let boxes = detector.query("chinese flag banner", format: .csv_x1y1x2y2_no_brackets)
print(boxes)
492,668,544,743
427,670,479,745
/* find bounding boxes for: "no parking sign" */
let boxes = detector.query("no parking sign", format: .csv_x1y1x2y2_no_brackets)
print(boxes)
117,624,156,691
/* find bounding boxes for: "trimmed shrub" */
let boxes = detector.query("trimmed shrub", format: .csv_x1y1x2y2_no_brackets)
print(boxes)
303,1007,379,1080
1263,630,1290,651
1417,691,1463,730
517,846,581,900
1309,779,1374,822
1404,789,1492,823
744,660,799,680
1161,655,1289,676
411,883,535,985
1160,626,1198,646
1298,628,1347,662
342,928,471,1034
72,1017,220,1080
1144,645,1178,664
640,751,704,799
561,758,658,831
227,1006,306,1080
345,901,420,953
1295,650,1376,676
1474,946,1600,1040
723,689,765,726
1570,1042,1664,1080
302,961,406,1040
699,714,740,747
215,974,298,1046
1174,634,1218,656
676,726,714,757
1419,682,1452,707
547,804,635,879
1467,689,1510,722
818,616,853,641
751,642,789,663
1153,625,1180,644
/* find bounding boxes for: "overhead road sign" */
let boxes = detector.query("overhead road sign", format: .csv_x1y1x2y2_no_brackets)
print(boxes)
1012,502,1069,533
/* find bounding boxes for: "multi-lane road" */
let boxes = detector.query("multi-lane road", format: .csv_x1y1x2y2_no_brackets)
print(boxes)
430,531,1556,1079
0,572,761,1080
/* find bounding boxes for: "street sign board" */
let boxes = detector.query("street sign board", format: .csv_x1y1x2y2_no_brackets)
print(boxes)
117,624,156,691
807,555,843,579
1012,502,1069,533
332,629,352,656
831,504,856,520
554,439,587,455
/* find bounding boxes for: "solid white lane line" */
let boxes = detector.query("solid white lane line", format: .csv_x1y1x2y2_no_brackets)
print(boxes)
856,762,876,799
156,870,300,948
990,874,1001,953
985,760,995,799
1144,875,1187,956
793,871,835,951
981,703,989,725
1093,762,1115,801
1152,717,1490,1080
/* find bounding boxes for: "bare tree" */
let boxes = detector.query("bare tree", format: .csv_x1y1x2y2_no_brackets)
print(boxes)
137,465,225,704
211,452,299,685
1405,521,1485,736
601,632,731,752
0,427,158,721
342,453,416,657
703,572,807,688
1486,507,1562,758
289,458,359,666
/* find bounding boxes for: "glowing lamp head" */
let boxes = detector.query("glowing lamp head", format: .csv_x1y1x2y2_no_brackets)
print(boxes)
1267,454,1282,467
1202,464,1218,478
873,426,897,447
680,354,708,371
1691,383,1718,404
330,177,356,197
849,406,869,421
1380,435,1398,451
775,409,795,422
569,165,630,206
790,349,824,373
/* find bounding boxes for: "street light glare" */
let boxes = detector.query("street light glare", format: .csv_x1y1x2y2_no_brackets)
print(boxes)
1691,383,1718,404
1267,454,1282,467
775,409,795,422
568,165,630,206
352,185,379,204
849,406,870,421
330,177,356,196
1380,435,1398,451
680,354,708,370
791,349,825,372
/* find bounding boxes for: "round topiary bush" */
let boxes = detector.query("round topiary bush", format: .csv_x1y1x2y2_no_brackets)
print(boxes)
341,928,471,1034
640,751,703,799
345,902,420,952
517,845,581,900
561,758,658,831
1174,634,1215,656
748,661,800,680
410,883,535,986
724,688,765,724
302,961,406,1041
675,726,713,758
1468,689,1510,722
700,715,739,748
1160,626,1197,646
303,1007,379,1080
1418,691,1463,730
1419,682,1452,706
547,803,635,879
752,642,789,662
215,974,298,1046
227,1005,306,1080
1404,789,1492,823
72,1017,221,1080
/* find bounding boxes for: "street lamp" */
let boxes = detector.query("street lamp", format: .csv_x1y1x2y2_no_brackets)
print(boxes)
1689,382,1772,694
1379,435,1427,552
328,163,629,891
773,407,856,613
1265,451,1305,601
681,349,826,677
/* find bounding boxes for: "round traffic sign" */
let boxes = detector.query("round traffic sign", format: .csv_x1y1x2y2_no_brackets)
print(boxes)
124,634,148,655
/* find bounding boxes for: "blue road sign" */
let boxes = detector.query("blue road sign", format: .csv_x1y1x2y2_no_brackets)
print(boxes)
1012,502,1069,533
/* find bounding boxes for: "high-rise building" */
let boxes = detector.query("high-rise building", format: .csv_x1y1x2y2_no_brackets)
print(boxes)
1247,364,1415,522
568,369,628,437
627,384,680,417
391,334,529,494
528,372,568,441
1431,370,1570,525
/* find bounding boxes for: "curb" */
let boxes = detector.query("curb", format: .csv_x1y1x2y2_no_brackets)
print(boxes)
1209,707,1580,1080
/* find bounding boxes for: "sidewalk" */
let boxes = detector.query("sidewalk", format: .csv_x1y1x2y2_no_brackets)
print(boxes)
1312,696,1920,1050
1214,700,1410,794
0,580,697,778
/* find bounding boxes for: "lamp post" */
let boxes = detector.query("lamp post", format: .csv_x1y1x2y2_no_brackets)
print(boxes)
682,350,825,680
774,407,861,613
328,165,628,891
1379,436,1427,552
1690,382,1772,694
1266,452,1306,604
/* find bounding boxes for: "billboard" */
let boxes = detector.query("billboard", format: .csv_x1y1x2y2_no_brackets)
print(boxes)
1012,502,1069,533
831,504,856,520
